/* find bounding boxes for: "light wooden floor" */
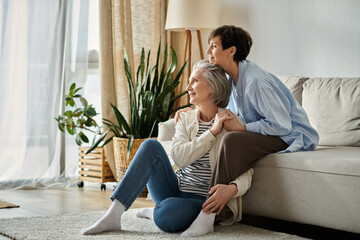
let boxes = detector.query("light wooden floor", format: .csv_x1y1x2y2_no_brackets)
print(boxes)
0,186,154,219
0,185,155,239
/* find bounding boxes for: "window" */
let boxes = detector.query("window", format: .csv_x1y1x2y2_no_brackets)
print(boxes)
0,0,101,188
64,0,102,179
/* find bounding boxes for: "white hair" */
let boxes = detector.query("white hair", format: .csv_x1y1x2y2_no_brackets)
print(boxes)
192,60,231,108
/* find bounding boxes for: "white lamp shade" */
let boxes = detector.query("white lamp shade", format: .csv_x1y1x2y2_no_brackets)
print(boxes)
165,0,219,31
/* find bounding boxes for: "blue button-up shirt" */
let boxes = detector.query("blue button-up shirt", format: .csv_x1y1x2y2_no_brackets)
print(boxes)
227,60,319,152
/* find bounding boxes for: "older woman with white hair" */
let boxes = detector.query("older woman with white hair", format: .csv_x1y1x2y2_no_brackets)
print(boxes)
81,60,253,236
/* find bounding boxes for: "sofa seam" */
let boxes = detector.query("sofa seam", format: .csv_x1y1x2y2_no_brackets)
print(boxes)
254,165,360,177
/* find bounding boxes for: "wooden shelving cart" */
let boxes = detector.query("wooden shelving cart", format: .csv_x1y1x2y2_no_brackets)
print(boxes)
78,147,116,190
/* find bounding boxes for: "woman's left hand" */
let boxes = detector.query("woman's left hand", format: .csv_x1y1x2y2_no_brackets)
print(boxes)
210,112,233,136
202,184,238,215
223,109,246,132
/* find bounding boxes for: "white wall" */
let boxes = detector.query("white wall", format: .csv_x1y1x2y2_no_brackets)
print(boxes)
214,0,360,78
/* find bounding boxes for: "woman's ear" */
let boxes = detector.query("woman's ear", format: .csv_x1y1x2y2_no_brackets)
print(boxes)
228,46,236,58
209,88,214,99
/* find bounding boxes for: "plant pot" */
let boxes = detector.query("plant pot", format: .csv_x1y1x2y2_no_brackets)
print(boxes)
113,137,155,197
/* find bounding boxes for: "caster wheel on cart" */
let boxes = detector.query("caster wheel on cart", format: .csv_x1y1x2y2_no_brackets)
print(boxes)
101,184,106,191
77,181,84,188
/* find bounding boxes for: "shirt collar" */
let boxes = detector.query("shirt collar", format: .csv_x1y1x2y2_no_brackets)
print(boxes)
238,60,245,85
232,60,248,97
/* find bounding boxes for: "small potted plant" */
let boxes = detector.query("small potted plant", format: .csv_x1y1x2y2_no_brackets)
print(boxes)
55,83,100,146
55,84,116,190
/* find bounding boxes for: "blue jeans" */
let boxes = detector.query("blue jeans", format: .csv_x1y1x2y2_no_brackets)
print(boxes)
111,139,206,232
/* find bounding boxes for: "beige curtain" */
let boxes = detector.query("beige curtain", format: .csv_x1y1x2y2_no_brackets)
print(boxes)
99,0,168,178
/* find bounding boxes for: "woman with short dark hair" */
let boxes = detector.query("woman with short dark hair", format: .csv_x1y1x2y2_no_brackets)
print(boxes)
179,25,319,237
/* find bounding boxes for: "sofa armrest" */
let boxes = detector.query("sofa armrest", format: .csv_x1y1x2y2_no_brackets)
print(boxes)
158,118,176,170
158,118,175,141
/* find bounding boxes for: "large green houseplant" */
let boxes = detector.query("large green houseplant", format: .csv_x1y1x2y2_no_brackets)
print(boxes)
88,42,190,157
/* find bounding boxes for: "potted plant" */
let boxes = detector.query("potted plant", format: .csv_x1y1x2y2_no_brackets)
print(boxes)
55,84,116,190
88,42,191,181
55,83,100,146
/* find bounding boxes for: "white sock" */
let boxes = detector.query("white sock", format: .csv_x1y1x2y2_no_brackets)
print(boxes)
81,199,125,235
181,211,216,237
136,208,154,220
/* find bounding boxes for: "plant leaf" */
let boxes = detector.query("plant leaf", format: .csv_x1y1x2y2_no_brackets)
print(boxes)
170,91,188,102
91,127,102,146
139,47,145,85
79,132,89,143
152,41,161,93
85,117,93,127
146,50,151,76
110,103,131,134
70,83,76,91
162,92,171,119
148,120,157,138
127,135,134,159
102,135,114,147
102,119,122,137
63,110,73,118
58,122,65,132
172,59,188,84
85,106,97,117
66,124,75,135
69,99,75,107
80,97,88,108
73,87,82,95
75,134,82,146
86,131,108,154
158,45,168,91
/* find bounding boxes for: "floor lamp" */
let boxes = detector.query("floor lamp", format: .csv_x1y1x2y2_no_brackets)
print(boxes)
165,0,219,102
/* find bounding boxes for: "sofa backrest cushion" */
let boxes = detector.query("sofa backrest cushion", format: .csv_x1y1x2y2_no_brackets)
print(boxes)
302,77,360,146
276,75,308,105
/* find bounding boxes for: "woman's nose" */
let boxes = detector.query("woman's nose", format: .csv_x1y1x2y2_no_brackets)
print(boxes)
206,46,211,54
186,82,191,91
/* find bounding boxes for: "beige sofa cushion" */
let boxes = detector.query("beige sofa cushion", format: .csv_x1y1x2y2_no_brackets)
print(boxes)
258,146,360,176
277,75,308,105
243,146,360,234
302,78,360,146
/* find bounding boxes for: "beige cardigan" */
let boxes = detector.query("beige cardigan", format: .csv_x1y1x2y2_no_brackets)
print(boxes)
171,108,253,225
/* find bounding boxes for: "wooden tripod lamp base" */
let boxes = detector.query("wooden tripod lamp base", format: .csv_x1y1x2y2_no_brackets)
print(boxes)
165,0,219,105
180,29,205,98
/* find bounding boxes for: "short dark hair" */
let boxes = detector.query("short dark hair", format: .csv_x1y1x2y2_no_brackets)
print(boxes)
208,25,253,62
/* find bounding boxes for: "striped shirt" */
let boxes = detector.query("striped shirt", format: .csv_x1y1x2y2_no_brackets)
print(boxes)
176,119,214,197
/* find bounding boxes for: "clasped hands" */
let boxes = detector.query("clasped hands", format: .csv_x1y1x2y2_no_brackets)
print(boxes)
210,109,247,135
175,108,245,135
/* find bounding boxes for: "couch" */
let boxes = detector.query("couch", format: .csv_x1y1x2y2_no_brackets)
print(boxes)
157,76,360,234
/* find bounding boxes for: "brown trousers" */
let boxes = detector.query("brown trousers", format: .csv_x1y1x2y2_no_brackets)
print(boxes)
209,131,288,220
210,131,288,187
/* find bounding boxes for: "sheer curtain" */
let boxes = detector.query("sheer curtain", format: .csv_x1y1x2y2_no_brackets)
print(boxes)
64,0,102,183
0,0,100,189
